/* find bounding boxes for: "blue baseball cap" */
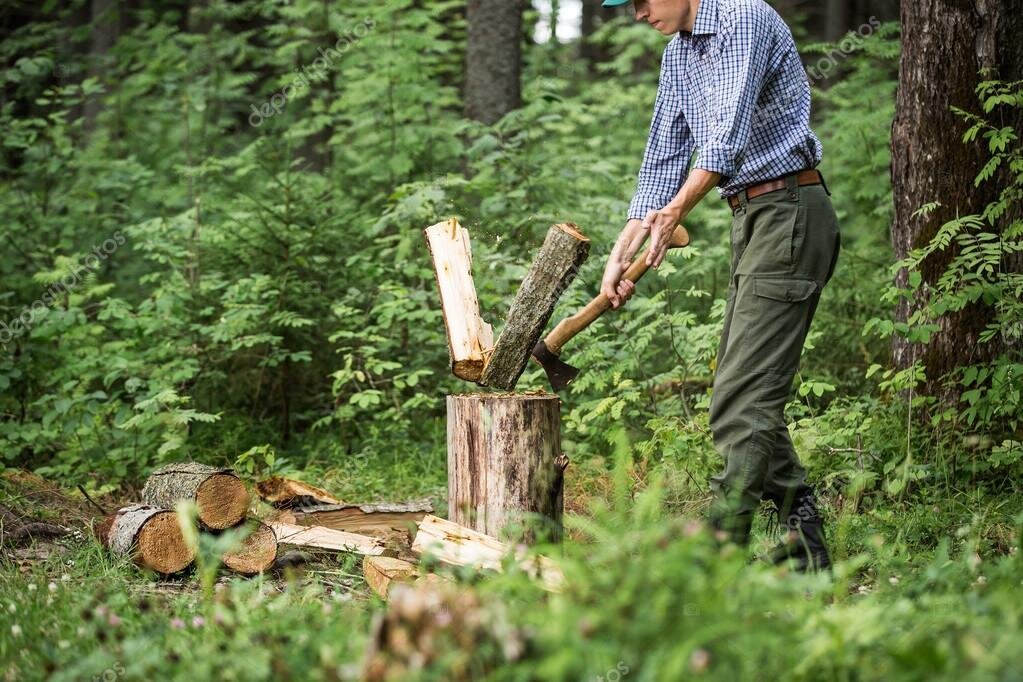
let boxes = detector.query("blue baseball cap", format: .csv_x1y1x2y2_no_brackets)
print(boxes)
601,0,631,6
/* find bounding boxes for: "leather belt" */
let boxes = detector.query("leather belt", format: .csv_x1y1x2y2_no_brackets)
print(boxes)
726,169,823,210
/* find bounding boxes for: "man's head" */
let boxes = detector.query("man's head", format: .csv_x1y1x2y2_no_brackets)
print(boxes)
600,0,698,36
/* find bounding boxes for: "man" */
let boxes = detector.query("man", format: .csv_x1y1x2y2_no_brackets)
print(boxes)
598,0,841,572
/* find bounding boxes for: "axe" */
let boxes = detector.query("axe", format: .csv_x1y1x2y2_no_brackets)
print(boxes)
530,225,691,391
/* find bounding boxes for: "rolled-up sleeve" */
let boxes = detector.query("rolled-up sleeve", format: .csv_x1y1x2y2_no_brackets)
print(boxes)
693,5,773,178
628,51,695,220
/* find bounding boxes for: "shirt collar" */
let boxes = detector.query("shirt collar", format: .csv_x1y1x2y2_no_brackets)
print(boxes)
690,0,719,36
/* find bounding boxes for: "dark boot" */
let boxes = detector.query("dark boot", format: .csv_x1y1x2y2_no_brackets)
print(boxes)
767,489,831,573
708,511,754,549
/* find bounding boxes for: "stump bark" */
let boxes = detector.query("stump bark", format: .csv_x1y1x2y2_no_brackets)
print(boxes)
479,223,589,391
102,504,195,575
447,394,567,542
141,462,249,530
221,520,278,575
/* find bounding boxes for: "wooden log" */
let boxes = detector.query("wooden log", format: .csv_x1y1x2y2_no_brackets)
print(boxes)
424,218,494,382
269,521,386,556
221,520,278,575
479,223,590,390
363,556,418,599
447,393,566,542
102,504,195,575
286,500,433,536
412,515,563,591
255,476,341,508
141,462,249,530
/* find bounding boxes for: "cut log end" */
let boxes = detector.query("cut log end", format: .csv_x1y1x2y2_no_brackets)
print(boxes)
135,511,195,575
363,556,418,599
222,521,278,575
195,474,250,529
555,222,589,242
452,358,487,383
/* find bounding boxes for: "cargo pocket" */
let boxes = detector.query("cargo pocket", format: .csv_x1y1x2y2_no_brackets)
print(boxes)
744,277,819,373
754,277,817,305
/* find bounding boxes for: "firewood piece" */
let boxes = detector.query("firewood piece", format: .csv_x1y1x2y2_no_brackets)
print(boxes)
269,521,386,556
290,500,433,536
363,556,418,599
142,462,249,530
480,223,590,390
222,520,278,575
255,476,341,508
424,218,495,382
412,515,563,591
103,504,195,575
447,393,565,542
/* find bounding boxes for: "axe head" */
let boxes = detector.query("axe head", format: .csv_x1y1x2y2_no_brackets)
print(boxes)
531,340,579,392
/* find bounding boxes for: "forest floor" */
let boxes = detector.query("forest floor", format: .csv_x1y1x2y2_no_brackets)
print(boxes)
1,457,1022,681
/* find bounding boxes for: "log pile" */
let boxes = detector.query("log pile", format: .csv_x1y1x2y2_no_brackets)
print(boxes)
99,461,560,594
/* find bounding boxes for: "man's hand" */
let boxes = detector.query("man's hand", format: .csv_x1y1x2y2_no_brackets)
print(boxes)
642,205,683,269
601,218,647,309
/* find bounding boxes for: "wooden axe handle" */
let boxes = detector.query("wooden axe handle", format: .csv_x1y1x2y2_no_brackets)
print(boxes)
543,225,690,354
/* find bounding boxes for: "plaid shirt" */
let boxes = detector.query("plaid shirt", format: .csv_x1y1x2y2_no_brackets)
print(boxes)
628,0,822,220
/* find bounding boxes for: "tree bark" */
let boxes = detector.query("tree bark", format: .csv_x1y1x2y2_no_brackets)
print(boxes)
83,0,118,136
446,394,567,542
479,223,589,390
255,476,341,508
101,505,195,575
464,0,524,124
890,0,1023,400
580,1,616,70
141,462,250,530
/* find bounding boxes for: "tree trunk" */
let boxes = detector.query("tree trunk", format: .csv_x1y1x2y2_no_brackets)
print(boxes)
890,0,1023,400
141,462,250,530
83,0,118,136
101,505,195,575
446,394,568,542
580,1,616,70
479,223,589,391
464,0,523,124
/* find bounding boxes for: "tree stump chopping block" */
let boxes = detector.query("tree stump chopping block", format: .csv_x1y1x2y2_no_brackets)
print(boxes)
447,393,567,542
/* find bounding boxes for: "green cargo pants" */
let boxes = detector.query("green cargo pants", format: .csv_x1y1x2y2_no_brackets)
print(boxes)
707,173,841,543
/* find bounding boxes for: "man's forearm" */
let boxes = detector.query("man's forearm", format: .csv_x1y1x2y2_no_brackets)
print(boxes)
665,169,723,219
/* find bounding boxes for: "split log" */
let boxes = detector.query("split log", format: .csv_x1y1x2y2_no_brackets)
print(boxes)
141,462,249,530
221,520,278,575
412,515,563,591
363,556,418,599
255,476,341,508
424,218,494,382
269,521,386,556
102,504,195,575
447,393,566,542
286,500,432,535
479,223,589,390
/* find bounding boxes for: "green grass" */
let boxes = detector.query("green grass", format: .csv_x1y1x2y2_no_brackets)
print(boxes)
3,421,1023,681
